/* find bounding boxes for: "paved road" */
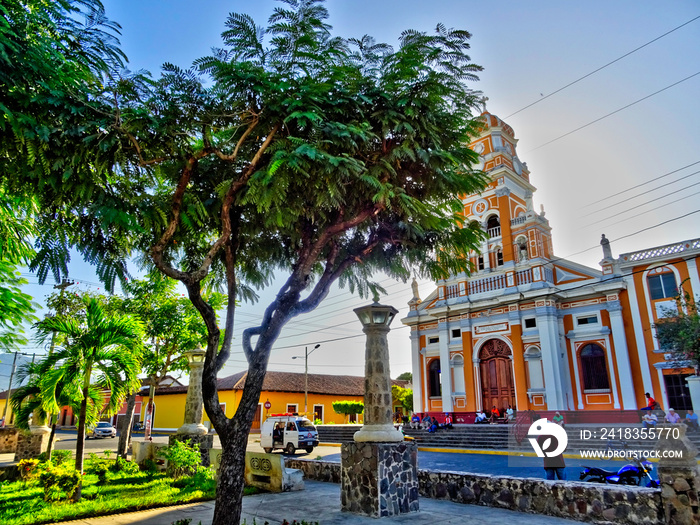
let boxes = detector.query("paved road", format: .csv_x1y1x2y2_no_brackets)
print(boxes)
51,429,657,485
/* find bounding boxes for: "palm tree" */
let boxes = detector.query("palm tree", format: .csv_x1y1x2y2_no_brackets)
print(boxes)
35,297,143,499
10,360,102,460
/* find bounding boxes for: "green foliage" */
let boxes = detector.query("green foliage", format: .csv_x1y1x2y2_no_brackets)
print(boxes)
656,288,700,369
392,384,413,413
39,464,81,501
112,457,139,475
396,372,412,382
51,451,72,466
162,439,202,480
332,401,364,423
0,467,216,525
17,459,40,483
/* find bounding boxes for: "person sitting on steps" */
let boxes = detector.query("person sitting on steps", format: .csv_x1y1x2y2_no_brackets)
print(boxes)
490,405,500,424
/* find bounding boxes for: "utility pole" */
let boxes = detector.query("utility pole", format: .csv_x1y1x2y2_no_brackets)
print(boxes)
1,351,18,423
293,344,320,415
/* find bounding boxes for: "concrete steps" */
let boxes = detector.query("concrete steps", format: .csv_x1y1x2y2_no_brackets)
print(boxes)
317,423,700,454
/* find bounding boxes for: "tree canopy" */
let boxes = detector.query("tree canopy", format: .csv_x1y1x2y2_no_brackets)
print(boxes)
4,0,488,521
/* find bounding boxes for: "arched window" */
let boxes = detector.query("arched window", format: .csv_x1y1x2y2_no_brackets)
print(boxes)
428,359,442,397
486,215,500,229
496,248,504,266
451,354,465,394
647,271,677,300
580,344,610,391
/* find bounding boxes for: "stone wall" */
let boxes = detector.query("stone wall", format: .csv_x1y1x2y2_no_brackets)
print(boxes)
286,459,663,524
14,431,50,461
0,428,19,453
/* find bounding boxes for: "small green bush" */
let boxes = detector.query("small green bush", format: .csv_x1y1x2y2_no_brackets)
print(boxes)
162,439,201,480
51,450,72,466
17,459,40,482
39,464,81,501
111,456,139,475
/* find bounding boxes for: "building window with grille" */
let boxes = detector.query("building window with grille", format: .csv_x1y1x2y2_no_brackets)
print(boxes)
648,271,678,300
496,249,504,266
579,344,610,391
428,359,442,397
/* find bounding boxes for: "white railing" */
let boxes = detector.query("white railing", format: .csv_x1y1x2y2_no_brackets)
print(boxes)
621,238,700,263
467,274,507,295
511,216,527,226
516,269,533,285
487,226,501,238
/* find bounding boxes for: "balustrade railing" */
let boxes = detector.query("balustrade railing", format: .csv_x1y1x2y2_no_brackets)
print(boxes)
621,238,700,263
440,265,557,300
487,226,501,238
510,216,527,226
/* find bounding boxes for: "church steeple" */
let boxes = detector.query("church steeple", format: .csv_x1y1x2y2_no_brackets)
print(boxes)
464,111,554,273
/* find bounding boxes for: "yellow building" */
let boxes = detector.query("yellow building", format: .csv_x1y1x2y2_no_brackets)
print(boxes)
143,371,373,431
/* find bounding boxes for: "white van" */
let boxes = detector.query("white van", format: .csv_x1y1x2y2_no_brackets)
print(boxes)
260,413,319,455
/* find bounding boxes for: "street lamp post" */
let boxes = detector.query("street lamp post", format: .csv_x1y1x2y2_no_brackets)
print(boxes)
292,344,320,415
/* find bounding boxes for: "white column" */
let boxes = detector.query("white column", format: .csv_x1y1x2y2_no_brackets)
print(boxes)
410,331,423,413
622,272,654,394
438,320,454,412
686,376,700,412
558,317,575,410
656,366,670,410
607,301,638,409
536,306,565,409
685,258,700,298
568,344,585,409
473,358,482,410
422,349,429,412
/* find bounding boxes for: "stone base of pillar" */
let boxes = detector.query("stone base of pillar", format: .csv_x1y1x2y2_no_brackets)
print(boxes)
132,440,168,467
340,441,419,517
14,430,51,461
0,428,20,453
169,433,214,467
656,423,700,524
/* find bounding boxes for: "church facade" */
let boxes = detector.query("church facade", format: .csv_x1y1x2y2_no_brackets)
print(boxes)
402,111,700,421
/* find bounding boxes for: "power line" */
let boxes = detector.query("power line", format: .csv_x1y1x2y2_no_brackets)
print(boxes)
582,179,700,228
581,167,700,216
580,160,700,209
526,71,700,153
504,14,700,119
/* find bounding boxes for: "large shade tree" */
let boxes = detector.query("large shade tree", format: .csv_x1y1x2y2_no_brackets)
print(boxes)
656,288,700,372
6,0,488,521
35,297,143,499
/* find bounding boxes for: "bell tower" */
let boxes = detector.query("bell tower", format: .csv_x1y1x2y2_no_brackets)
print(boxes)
464,111,554,274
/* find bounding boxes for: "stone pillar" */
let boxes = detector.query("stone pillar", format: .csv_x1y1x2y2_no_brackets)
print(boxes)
341,441,419,517
656,423,700,524
344,300,419,517
352,302,403,443
172,346,213,465
536,305,565,409
15,430,51,461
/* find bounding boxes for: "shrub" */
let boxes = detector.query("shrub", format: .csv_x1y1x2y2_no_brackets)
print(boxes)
52,450,72,466
162,439,201,480
86,452,111,484
17,459,40,482
39,464,81,501
111,456,139,475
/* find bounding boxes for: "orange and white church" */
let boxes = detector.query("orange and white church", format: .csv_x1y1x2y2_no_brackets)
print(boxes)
402,111,700,423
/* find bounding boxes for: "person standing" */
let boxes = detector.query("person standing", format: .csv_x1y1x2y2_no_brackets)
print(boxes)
538,434,566,480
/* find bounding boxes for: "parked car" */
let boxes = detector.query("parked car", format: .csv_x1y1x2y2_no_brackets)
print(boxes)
88,421,117,439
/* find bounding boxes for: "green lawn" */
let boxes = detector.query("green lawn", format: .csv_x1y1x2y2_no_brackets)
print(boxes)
0,469,217,525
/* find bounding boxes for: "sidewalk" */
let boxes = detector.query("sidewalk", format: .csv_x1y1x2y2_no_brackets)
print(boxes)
62,480,580,525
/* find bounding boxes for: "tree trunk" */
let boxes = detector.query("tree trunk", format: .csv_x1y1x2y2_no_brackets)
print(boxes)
144,379,156,440
45,414,57,460
73,389,89,501
212,426,248,525
116,392,137,460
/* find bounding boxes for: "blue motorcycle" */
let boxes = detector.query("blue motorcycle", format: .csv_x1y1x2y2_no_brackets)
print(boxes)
580,458,659,487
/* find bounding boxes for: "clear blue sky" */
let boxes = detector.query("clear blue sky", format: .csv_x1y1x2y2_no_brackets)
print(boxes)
4,1,699,388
